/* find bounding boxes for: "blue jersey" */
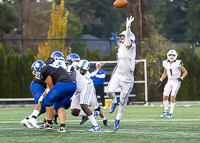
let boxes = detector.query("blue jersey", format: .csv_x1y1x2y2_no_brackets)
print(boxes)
91,69,105,85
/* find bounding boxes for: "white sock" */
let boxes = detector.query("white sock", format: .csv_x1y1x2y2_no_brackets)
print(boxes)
111,97,117,103
28,109,39,118
102,117,106,121
163,100,169,111
170,103,175,114
116,103,127,120
78,109,87,116
88,113,98,126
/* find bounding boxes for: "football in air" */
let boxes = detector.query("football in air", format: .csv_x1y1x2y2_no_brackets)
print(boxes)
113,0,128,8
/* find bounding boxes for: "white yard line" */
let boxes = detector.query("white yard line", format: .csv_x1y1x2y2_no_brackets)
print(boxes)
1,119,200,124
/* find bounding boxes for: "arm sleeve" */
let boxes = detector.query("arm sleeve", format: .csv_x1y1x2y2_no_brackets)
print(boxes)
125,26,132,46
90,69,99,77
95,74,105,79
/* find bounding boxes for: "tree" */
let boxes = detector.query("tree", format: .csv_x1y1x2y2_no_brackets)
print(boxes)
0,43,7,97
36,0,71,61
0,1,16,38
7,49,19,98
56,0,126,38
176,48,191,100
24,48,35,98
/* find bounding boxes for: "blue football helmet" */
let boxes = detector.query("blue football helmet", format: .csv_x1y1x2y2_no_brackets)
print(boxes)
66,53,80,68
51,51,65,62
31,60,45,79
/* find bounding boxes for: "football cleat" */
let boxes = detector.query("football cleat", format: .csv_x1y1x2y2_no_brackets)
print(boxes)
57,127,66,133
160,111,169,118
109,98,120,113
167,113,173,118
28,118,39,129
53,115,58,125
20,118,33,129
113,119,120,131
43,122,53,130
80,116,89,125
37,118,46,129
87,125,101,132
103,119,110,127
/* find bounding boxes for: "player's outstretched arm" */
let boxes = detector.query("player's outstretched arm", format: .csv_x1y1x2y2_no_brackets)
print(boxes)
125,16,134,49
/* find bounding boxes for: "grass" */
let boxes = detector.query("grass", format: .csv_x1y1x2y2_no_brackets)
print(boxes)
1,105,200,143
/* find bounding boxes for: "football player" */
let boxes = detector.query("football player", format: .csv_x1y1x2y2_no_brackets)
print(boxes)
108,16,135,131
66,54,101,132
20,51,64,129
76,59,109,127
157,49,187,118
30,54,76,133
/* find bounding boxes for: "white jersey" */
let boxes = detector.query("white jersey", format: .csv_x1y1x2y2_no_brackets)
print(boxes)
115,42,136,82
162,59,183,80
67,65,89,93
70,69,99,110
83,71,94,85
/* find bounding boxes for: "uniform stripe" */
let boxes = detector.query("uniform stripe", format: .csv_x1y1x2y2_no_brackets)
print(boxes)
81,60,87,69
83,83,92,104
174,81,181,96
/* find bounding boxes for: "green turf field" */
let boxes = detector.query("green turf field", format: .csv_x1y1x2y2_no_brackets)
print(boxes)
1,105,200,143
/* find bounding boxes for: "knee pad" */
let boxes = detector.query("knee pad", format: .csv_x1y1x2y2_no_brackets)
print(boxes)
95,106,101,112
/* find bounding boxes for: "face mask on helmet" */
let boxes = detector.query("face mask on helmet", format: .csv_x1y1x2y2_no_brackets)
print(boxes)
31,60,45,79
51,51,64,62
167,49,178,62
77,59,90,75
119,31,135,44
66,53,80,66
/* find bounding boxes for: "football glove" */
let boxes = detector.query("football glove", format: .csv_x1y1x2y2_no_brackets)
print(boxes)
157,80,162,86
126,16,134,28
110,32,119,43
177,77,183,82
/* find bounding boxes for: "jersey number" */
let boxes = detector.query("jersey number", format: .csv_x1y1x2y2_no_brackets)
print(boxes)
170,69,172,76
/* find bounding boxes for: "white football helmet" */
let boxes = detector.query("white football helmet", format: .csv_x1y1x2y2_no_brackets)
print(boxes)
119,31,135,43
77,59,90,75
52,60,67,70
167,49,178,61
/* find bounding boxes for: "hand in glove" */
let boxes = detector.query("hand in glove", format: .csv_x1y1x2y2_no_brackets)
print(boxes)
177,77,183,82
126,16,134,28
157,79,162,86
110,32,119,43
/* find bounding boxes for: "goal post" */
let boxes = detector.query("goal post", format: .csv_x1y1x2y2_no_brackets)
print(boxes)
89,59,148,104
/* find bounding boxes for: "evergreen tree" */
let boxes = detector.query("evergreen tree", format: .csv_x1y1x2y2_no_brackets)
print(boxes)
93,48,101,61
7,49,17,98
0,43,7,98
176,48,191,100
111,48,117,60
84,46,91,60
14,55,22,98
102,55,110,61
195,54,200,100
24,48,35,98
